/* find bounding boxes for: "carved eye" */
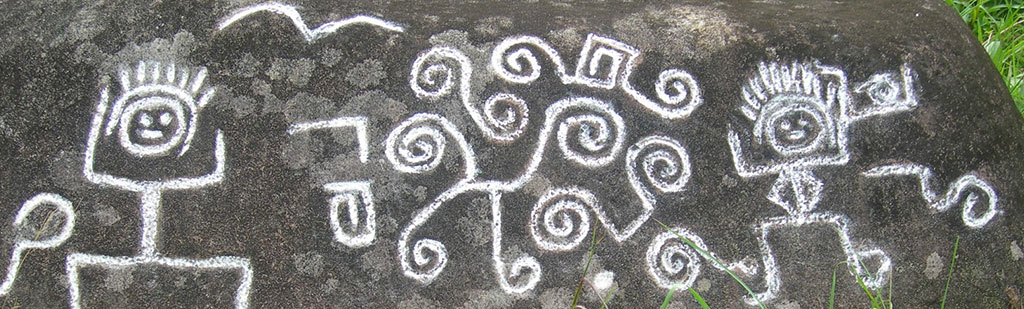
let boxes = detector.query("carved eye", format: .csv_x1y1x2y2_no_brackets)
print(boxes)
159,111,173,126
779,119,792,131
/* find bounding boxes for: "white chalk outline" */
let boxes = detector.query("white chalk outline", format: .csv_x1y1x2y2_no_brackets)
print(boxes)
395,97,639,291
729,61,851,177
324,181,376,248
490,192,541,293
85,84,226,256
218,2,404,43
385,113,478,177
765,168,825,215
529,187,596,252
643,214,892,306
489,33,703,119
391,114,477,284
644,225,755,292
626,135,691,206
290,117,376,247
717,60,919,304
482,93,530,143
743,212,891,305
118,96,188,157
288,116,369,163
488,35,575,85
555,113,626,168
77,63,252,308
850,63,918,121
107,61,214,158
645,226,703,290
66,253,253,309
0,193,74,297
411,47,531,143
729,61,918,178
862,163,999,228
574,38,634,90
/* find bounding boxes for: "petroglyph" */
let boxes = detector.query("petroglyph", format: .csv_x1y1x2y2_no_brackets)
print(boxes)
218,2,404,43
73,61,253,308
0,5,1009,306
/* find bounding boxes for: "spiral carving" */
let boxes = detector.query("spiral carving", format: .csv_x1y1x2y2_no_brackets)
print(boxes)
496,255,542,293
948,174,999,229
862,164,1000,229
483,93,530,142
530,187,597,252
410,47,467,99
552,98,627,168
627,135,691,204
385,113,476,175
622,67,703,119
407,238,447,283
490,35,570,84
655,69,701,107
645,227,703,290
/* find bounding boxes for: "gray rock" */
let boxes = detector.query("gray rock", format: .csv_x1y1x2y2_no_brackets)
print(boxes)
0,0,1020,307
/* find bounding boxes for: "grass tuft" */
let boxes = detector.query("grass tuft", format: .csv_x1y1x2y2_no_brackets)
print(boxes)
829,260,895,308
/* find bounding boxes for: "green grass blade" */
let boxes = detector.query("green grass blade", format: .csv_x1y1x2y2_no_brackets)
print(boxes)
571,219,603,308
653,219,767,309
688,287,711,309
830,262,844,309
660,285,677,309
940,236,961,309
849,263,880,307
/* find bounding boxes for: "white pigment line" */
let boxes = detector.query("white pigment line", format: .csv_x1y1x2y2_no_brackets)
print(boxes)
288,116,369,163
324,181,376,247
218,2,403,43
490,192,541,293
66,253,253,308
0,193,75,296
863,163,999,228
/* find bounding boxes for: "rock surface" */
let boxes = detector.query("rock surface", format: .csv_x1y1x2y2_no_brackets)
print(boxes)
0,0,1021,307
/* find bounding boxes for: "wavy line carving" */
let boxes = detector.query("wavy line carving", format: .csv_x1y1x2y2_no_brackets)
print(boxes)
218,2,404,43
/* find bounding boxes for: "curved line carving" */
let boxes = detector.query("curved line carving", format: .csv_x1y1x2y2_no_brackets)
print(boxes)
218,2,404,43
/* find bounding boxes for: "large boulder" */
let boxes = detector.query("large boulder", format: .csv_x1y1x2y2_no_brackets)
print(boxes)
0,0,1020,307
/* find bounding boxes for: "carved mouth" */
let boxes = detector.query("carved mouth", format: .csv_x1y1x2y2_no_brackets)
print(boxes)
137,128,165,140
786,130,806,141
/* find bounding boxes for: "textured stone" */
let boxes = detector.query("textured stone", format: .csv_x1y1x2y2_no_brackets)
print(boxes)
0,0,1021,307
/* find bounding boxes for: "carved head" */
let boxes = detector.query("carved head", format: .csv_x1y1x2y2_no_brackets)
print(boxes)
729,61,851,176
105,61,214,158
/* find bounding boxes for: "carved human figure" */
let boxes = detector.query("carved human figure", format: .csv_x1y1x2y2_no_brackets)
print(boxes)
720,60,919,304
72,60,252,309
